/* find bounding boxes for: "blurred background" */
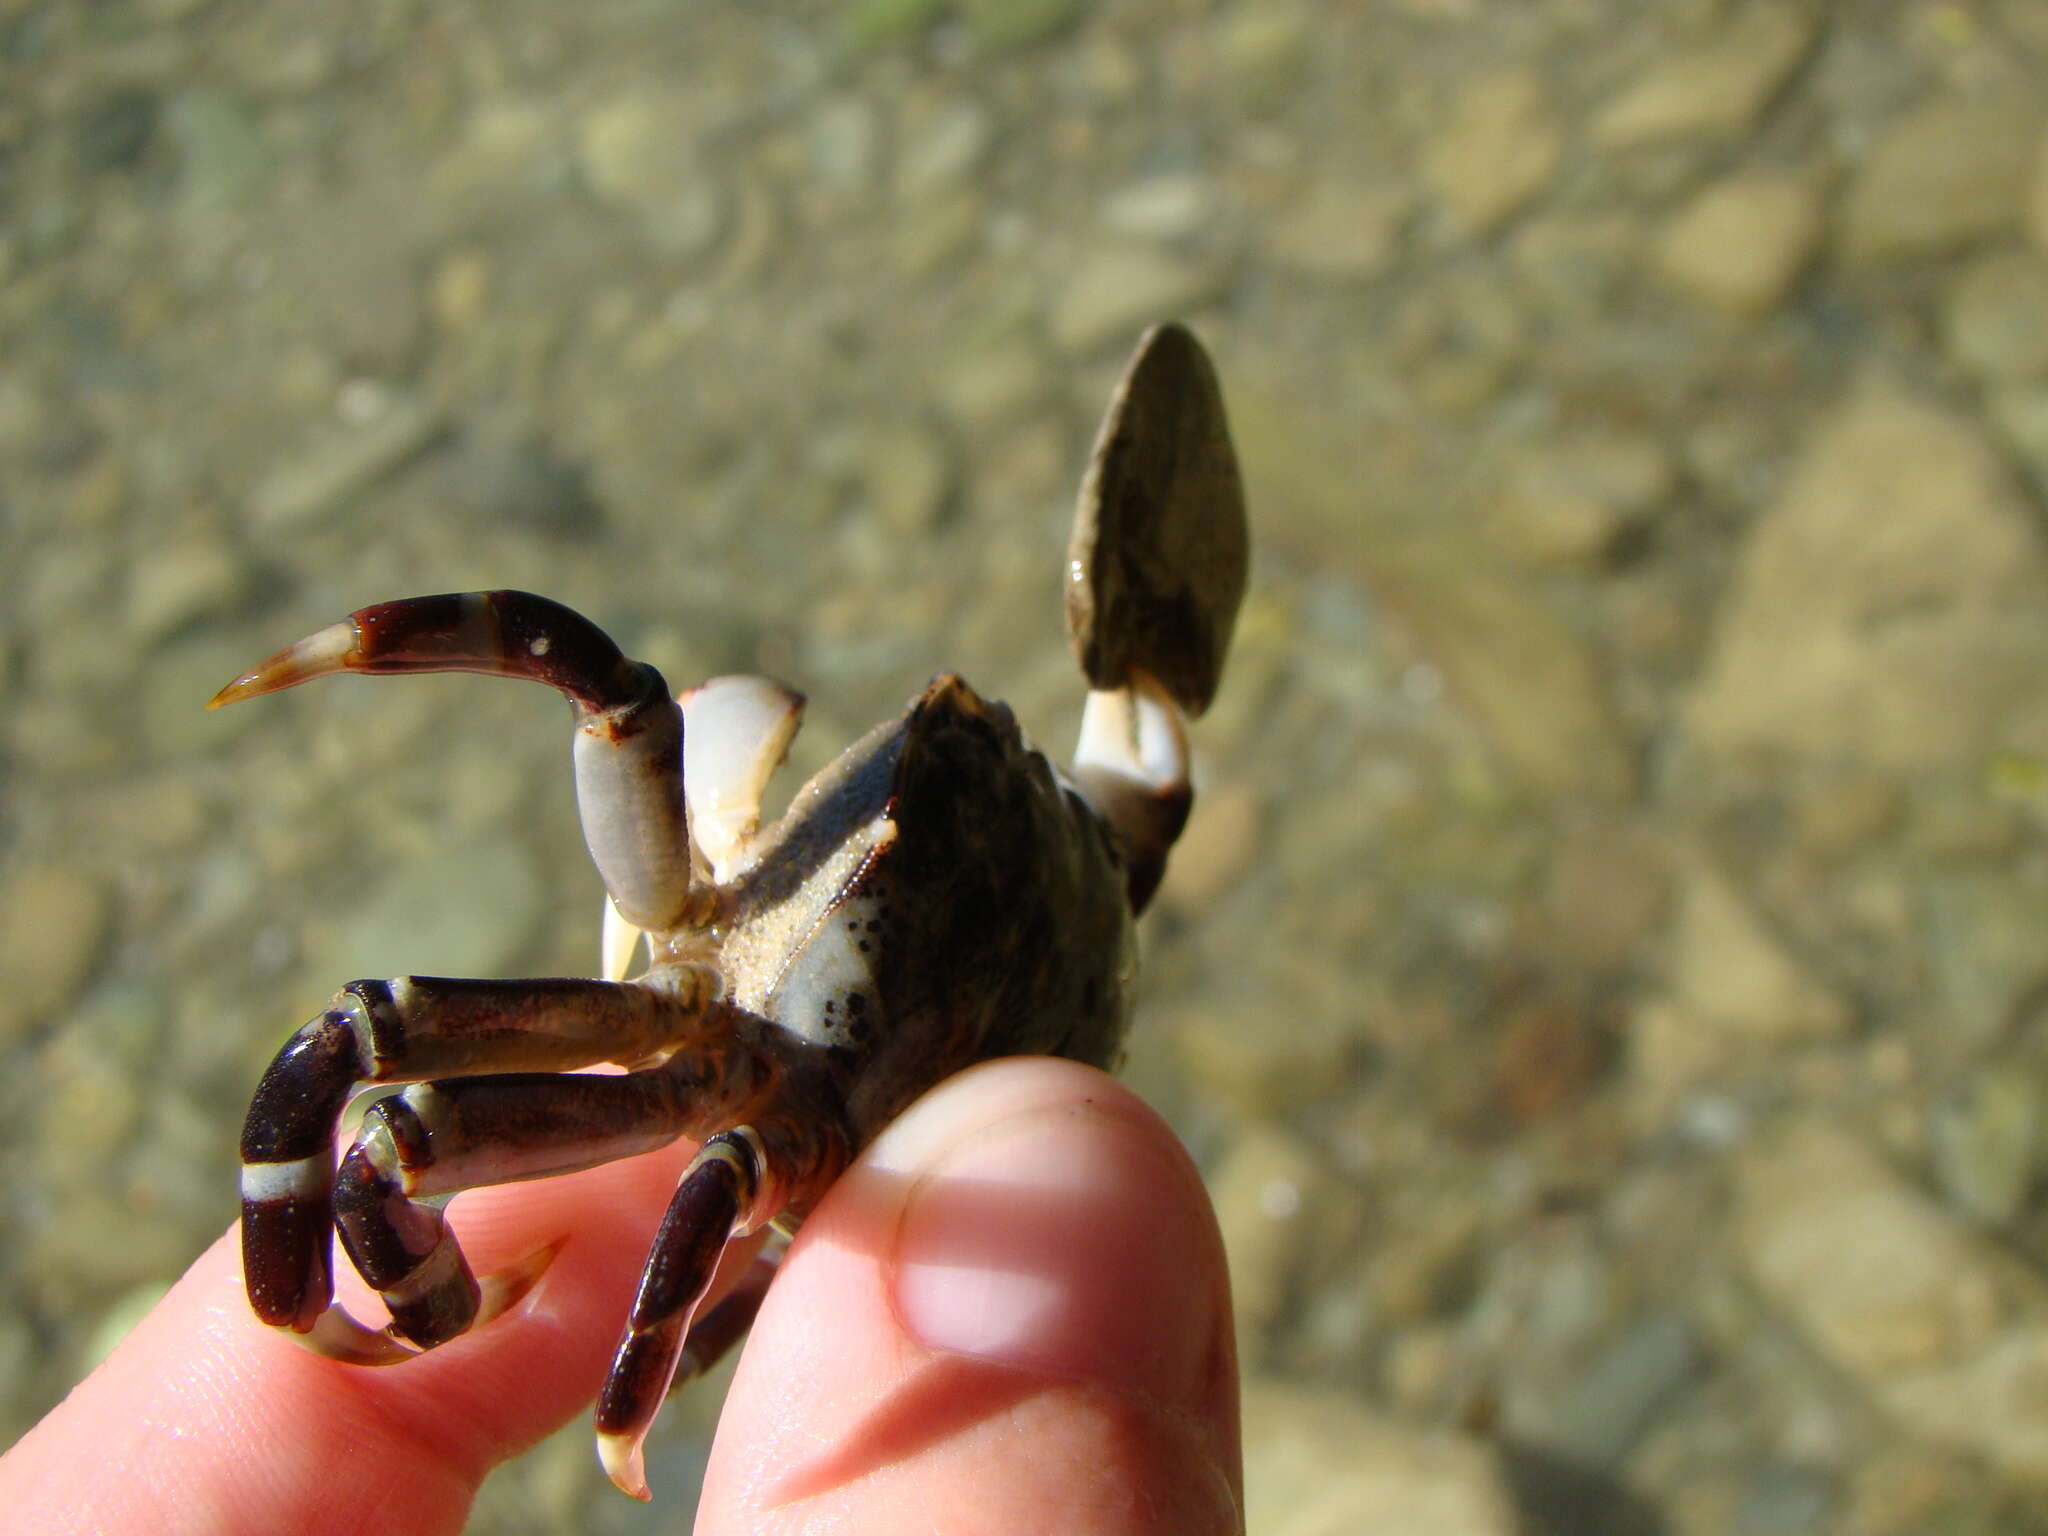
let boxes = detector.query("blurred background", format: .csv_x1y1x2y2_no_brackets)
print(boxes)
5,0,2048,1530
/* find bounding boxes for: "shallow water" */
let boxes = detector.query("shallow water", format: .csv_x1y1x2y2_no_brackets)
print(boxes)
6,2,2048,1531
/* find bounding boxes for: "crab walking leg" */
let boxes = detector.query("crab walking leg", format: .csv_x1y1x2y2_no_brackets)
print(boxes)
594,1124,815,1499
209,590,703,931
240,970,724,1363
673,1240,783,1385
331,1062,777,1351
1069,665,1194,913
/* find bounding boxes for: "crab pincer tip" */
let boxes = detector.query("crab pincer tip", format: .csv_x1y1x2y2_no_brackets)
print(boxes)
597,1430,652,1501
205,671,265,709
205,620,362,709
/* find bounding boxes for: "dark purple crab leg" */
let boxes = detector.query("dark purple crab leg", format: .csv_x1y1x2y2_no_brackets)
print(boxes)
330,1055,779,1351
209,590,703,932
239,970,733,1363
594,1130,755,1498
673,1240,782,1384
594,1122,832,1500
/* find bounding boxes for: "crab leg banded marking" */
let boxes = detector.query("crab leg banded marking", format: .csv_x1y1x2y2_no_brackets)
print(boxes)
208,590,701,932
595,1129,768,1499
332,1065,773,1350
239,970,724,1361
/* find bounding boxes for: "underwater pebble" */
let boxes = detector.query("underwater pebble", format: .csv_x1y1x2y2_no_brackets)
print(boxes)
1592,5,1817,148
127,537,256,646
0,865,110,1044
1548,1313,1702,1467
1242,1379,1517,1536
314,837,547,987
1941,249,2048,382
1048,244,1229,354
248,392,445,530
1654,171,1822,318
1208,1124,1327,1364
1425,72,1562,236
1840,95,2041,266
1929,1067,2040,1228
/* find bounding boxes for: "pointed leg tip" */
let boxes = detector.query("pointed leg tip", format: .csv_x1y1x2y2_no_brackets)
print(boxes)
475,1239,563,1326
288,1304,422,1366
207,671,267,709
210,621,363,709
597,1431,652,1500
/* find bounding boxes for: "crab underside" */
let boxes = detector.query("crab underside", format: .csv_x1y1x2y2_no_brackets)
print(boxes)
215,322,1248,1498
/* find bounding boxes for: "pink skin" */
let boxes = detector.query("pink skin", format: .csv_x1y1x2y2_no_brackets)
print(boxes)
0,1059,1241,1535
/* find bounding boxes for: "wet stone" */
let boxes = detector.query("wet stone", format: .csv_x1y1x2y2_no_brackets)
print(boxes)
578,93,730,259
1940,249,2048,382
1211,2,1313,114
0,864,111,1044
1267,179,1408,282
1242,1380,1518,1536
2029,127,2048,253
1923,872,2048,1062
1156,778,1258,915
1048,244,1229,354
1929,1066,2040,1228
127,536,256,646
313,837,547,987
1424,72,1562,237
1548,1312,1703,1467
1688,389,2048,773
1840,95,2041,266
1989,383,2048,499
808,97,882,194
859,418,952,539
1654,171,1823,318
1489,428,1675,567
941,339,1052,431
895,100,994,201
430,418,603,539
1592,5,1818,149
1735,1117,2048,1479
164,87,269,219
1101,173,1215,243
1208,1124,1328,1364
1670,864,1850,1045
247,391,445,530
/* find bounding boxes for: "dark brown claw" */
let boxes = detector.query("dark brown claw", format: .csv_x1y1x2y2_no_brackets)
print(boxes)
211,590,700,930
1066,322,1249,719
208,590,652,712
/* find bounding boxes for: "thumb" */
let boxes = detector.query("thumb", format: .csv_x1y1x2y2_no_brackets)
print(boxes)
695,1057,1241,1535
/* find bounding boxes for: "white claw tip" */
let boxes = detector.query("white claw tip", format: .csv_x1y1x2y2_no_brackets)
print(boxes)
597,1430,651,1500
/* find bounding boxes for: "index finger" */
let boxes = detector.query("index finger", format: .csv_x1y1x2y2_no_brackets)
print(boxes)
0,1135,732,1536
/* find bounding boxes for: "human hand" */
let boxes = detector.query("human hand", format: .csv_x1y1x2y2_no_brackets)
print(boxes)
0,1057,1242,1534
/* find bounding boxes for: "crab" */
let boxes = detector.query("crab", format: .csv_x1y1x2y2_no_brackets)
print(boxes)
210,322,1248,1499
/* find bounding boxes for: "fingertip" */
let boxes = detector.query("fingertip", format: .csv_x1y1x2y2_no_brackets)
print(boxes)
700,1058,1241,1535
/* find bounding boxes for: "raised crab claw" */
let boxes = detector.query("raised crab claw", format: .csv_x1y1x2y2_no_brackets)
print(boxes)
212,322,1249,1498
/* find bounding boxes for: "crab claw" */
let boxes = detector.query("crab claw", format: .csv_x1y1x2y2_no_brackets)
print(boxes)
207,591,652,711
211,591,702,932
1066,321,1248,719
1065,323,1246,911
